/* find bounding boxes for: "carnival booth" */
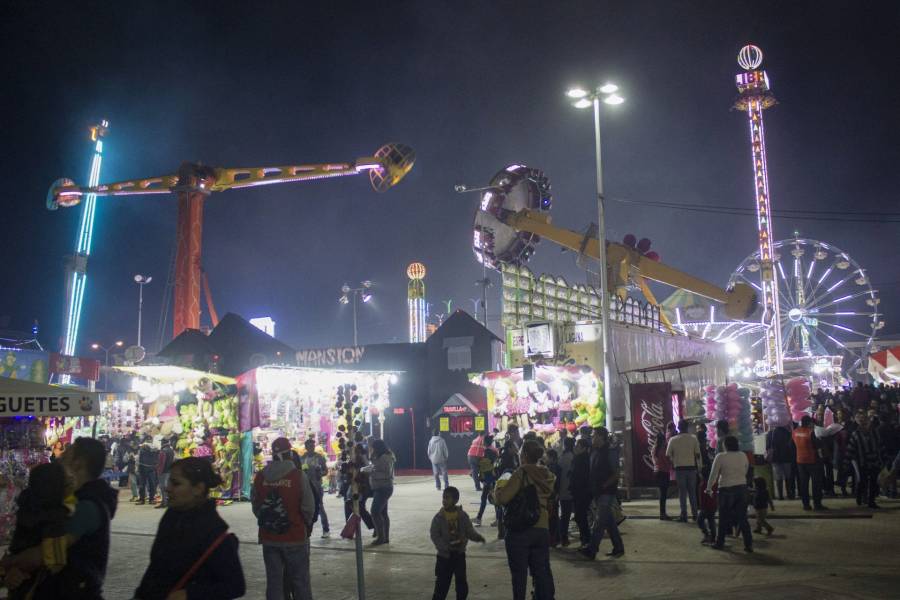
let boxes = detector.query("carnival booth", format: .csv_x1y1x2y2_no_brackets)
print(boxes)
432,390,488,469
473,365,604,436
0,376,100,544
112,366,242,499
237,365,399,497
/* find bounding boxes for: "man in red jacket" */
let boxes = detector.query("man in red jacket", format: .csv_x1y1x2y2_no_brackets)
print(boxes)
792,416,827,511
252,437,316,600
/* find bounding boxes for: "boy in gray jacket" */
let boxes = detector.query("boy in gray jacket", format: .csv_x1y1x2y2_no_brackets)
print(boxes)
429,486,485,600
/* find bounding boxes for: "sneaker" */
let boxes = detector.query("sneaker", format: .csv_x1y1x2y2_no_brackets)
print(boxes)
700,537,711,545
489,521,497,527
321,531,331,539
868,503,881,509
813,504,828,511
561,537,570,547
678,515,688,523
129,497,138,502
606,549,625,558
154,503,167,509
136,500,145,505
744,546,753,553
802,505,812,511
473,517,482,526
766,527,774,536
710,544,724,550
753,528,762,534
577,548,597,561
370,539,387,547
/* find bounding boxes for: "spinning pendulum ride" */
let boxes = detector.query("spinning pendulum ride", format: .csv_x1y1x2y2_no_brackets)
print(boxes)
48,143,415,340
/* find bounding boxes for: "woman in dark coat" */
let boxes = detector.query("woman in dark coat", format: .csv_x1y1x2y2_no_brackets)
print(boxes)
133,458,245,600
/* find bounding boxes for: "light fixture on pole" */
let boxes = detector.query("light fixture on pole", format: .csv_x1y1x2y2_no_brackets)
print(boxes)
90,340,124,390
134,274,152,348
339,281,374,346
566,82,625,432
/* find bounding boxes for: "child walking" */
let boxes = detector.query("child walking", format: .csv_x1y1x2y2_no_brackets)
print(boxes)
698,468,718,545
753,477,775,535
429,486,485,600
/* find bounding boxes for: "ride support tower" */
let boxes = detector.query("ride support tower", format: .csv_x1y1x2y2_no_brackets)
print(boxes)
60,120,108,379
734,45,782,375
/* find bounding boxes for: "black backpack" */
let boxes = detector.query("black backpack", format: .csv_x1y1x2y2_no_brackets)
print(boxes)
503,470,541,532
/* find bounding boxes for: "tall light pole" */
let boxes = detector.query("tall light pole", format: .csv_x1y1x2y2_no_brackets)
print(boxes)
340,281,373,346
91,340,123,390
134,274,152,348
566,83,625,432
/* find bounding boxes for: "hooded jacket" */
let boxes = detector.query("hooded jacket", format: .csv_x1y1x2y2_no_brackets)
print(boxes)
429,507,482,557
362,452,395,490
134,500,244,600
251,459,315,546
493,463,556,529
427,435,449,464
65,478,118,597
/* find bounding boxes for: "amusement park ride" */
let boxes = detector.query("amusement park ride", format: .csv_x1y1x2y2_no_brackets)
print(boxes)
49,143,415,344
469,164,759,323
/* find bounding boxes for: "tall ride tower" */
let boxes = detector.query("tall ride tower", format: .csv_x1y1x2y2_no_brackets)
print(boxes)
407,262,427,342
734,45,783,375
59,120,108,375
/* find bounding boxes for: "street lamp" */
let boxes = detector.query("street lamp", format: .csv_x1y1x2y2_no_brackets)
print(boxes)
134,274,152,348
566,82,626,432
91,340,124,390
339,281,373,346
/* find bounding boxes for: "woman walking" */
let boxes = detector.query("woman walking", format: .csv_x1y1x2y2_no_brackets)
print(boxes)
653,431,672,520
362,439,395,546
134,457,245,599
706,436,753,553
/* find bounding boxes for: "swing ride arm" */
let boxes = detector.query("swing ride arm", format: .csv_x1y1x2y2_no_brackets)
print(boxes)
504,208,758,320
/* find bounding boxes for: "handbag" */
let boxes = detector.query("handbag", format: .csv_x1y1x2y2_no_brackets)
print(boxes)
502,471,541,533
340,513,361,539
168,530,230,595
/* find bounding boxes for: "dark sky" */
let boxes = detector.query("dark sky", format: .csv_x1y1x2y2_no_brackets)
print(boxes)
2,1,898,357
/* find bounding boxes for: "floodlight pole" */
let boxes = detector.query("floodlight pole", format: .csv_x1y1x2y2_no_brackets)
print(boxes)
592,95,615,432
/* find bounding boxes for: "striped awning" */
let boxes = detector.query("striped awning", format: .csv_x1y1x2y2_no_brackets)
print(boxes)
868,346,900,383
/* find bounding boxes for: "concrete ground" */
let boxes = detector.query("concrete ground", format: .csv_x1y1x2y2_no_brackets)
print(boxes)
96,476,899,599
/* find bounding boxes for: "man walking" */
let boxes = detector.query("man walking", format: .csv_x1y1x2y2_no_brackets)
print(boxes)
301,438,331,538
253,437,316,600
767,424,796,500
136,436,159,505
666,420,701,521
155,437,175,509
846,411,883,508
428,429,450,491
793,415,827,510
579,427,624,560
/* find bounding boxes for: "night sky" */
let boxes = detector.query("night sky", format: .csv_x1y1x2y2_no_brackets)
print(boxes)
2,1,898,357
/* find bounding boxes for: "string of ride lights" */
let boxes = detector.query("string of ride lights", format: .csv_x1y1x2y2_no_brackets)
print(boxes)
608,197,900,223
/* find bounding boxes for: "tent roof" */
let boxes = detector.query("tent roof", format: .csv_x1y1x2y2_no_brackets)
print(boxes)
431,310,503,343
207,313,296,357
157,329,215,358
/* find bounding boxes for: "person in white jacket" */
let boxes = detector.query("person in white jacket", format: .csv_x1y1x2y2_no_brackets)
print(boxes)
428,429,450,491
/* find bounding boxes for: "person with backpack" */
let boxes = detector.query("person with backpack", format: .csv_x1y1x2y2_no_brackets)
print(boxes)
493,442,520,539
252,437,316,600
155,437,176,509
473,435,498,526
579,427,624,561
493,440,556,600
300,439,331,538
134,457,245,599
428,429,451,491
556,437,576,546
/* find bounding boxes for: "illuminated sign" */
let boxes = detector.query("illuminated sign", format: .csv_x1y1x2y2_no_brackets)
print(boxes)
441,405,469,414
475,415,486,431
525,321,555,358
295,346,366,367
439,417,450,432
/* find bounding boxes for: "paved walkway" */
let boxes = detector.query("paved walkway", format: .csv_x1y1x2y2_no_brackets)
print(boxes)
99,475,899,599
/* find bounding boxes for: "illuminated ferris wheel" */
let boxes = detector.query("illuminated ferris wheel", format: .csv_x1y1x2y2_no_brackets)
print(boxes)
729,237,883,375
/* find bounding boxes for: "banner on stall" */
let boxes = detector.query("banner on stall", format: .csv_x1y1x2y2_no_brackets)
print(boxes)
629,382,673,487
0,378,101,417
50,353,101,382
0,349,50,383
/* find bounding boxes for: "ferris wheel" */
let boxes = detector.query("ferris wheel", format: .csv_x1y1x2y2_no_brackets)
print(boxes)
729,237,883,376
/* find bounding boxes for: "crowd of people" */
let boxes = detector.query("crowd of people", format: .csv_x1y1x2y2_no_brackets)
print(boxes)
1,381,897,600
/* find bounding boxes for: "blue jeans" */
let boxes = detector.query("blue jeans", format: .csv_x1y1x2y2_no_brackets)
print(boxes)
504,527,554,600
432,462,449,489
675,468,698,518
158,472,170,505
716,485,752,549
128,472,139,498
468,456,482,490
588,494,623,554
371,485,394,542
263,543,312,600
